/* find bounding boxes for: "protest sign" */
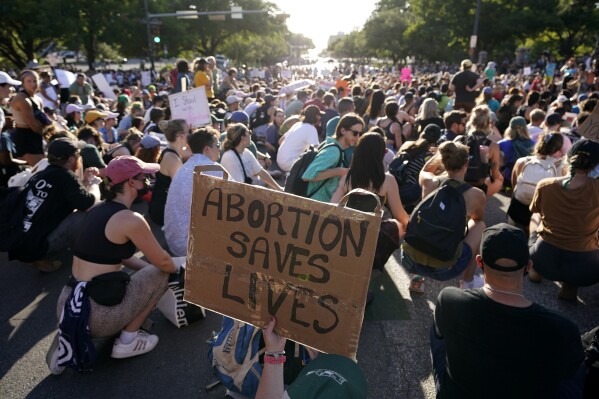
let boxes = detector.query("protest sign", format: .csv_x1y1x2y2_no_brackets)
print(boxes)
335,79,349,94
184,165,382,358
577,102,599,142
141,71,152,87
169,86,211,127
54,69,75,89
281,69,292,80
523,67,532,76
92,73,116,100
401,67,412,83
318,80,335,91
279,79,314,95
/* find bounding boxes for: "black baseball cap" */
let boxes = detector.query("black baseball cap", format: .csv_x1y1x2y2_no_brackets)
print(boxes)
480,223,529,272
567,138,599,164
47,138,87,160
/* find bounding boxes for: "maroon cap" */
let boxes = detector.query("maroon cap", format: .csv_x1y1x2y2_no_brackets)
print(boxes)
100,155,159,185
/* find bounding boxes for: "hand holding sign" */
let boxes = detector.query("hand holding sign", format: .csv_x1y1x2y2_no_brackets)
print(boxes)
184,165,382,358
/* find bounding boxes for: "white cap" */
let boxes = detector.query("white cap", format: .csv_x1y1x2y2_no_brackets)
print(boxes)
226,95,243,104
0,71,21,86
65,103,85,114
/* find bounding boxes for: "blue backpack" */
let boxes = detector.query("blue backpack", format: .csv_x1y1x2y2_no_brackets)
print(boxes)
208,317,264,398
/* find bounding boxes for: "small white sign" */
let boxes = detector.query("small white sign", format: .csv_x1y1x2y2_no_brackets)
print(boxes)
169,86,211,128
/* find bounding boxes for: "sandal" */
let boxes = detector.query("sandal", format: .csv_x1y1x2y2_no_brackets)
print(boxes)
409,275,425,294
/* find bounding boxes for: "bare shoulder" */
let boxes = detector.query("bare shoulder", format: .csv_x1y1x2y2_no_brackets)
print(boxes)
464,185,486,206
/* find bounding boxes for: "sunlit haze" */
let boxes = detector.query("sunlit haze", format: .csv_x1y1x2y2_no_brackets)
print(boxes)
270,0,379,54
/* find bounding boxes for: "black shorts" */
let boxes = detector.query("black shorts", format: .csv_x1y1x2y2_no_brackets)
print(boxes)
14,128,43,156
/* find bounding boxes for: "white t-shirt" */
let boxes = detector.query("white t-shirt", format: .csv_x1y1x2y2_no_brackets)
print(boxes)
220,148,262,183
276,122,319,172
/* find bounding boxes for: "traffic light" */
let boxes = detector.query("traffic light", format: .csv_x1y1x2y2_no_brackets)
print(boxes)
151,25,161,52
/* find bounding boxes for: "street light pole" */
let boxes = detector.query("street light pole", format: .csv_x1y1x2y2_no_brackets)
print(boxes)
144,0,155,72
469,0,481,60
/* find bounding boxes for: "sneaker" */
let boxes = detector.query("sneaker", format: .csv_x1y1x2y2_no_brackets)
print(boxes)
111,330,159,359
46,334,65,375
409,275,425,294
460,274,484,289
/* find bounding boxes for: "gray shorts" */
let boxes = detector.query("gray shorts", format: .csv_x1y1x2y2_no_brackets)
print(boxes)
56,265,169,337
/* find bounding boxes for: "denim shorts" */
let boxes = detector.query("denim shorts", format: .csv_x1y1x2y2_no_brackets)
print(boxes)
401,243,472,281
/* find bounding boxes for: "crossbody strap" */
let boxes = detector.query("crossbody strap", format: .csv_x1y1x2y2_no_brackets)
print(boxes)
232,149,250,182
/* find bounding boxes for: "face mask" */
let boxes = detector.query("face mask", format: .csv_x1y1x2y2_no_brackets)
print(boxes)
136,177,151,199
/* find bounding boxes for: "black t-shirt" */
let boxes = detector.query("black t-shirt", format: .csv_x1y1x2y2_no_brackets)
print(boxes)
9,164,95,261
434,287,584,399
450,70,480,104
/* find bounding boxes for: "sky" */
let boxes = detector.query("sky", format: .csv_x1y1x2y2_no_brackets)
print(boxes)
270,0,379,54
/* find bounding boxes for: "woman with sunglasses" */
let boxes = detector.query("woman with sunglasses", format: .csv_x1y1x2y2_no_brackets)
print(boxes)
47,156,176,374
301,113,364,202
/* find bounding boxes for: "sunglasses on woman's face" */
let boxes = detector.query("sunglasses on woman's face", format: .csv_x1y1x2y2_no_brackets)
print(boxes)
349,129,361,137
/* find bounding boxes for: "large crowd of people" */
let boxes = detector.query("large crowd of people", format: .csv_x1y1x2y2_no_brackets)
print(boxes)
1,51,598,397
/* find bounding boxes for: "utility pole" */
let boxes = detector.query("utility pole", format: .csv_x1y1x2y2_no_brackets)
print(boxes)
144,0,155,72
469,0,481,61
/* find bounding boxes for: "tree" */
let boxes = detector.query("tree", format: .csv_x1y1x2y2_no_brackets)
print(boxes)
363,7,411,64
0,0,61,68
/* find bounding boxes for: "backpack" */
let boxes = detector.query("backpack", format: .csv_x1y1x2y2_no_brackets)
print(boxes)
0,186,27,252
250,105,270,130
284,142,343,198
208,317,264,398
455,132,491,183
402,179,469,268
513,157,560,205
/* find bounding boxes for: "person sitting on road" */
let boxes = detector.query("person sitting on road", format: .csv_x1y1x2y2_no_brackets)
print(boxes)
148,119,191,225
7,137,100,272
164,127,225,257
331,132,409,270
528,138,599,302
507,132,565,230
46,156,177,375
220,123,282,191
405,141,487,292
431,223,586,398
277,105,322,173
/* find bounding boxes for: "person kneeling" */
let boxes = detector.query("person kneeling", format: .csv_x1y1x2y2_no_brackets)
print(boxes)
46,156,177,375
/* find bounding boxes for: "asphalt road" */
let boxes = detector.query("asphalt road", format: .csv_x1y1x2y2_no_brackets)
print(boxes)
1,193,597,399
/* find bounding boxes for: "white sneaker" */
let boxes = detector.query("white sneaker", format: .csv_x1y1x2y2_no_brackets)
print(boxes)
460,274,484,289
46,334,66,375
111,330,159,359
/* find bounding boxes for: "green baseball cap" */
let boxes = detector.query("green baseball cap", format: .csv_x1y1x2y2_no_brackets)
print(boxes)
286,354,367,398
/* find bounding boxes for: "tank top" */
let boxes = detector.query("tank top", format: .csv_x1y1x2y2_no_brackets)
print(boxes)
73,201,136,264
149,148,181,225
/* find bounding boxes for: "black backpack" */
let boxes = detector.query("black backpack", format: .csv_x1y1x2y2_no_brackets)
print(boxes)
402,179,469,267
284,142,343,198
454,132,491,183
250,105,270,129
389,151,417,186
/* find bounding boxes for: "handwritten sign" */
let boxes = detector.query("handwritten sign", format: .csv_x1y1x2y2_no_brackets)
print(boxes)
184,166,381,358
141,71,152,87
92,73,116,101
578,102,599,142
168,86,211,127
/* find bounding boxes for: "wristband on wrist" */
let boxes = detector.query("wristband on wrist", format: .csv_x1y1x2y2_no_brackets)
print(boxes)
265,351,285,357
264,355,286,364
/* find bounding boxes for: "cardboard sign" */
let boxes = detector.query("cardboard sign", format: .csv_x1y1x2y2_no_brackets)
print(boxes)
168,86,211,127
184,166,382,358
91,73,116,101
578,102,599,142
54,69,75,89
